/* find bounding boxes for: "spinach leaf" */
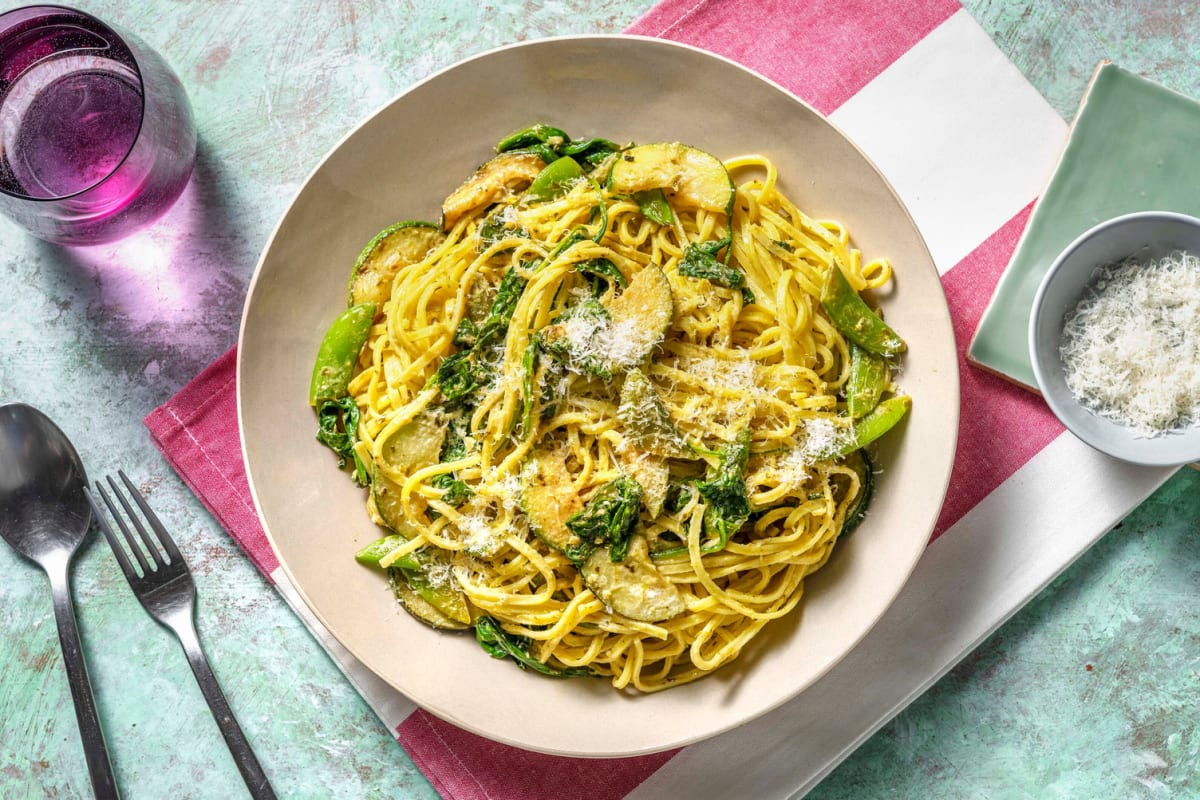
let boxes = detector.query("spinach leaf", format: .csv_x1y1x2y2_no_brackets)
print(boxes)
430,416,473,508
496,123,619,168
431,473,472,507
663,481,696,514
478,212,528,252
565,477,643,562
694,429,751,552
475,616,593,678
561,136,622,166
433,267,528,403
650,434,750,559
433,351,487,404
541,229,587,269
452,317,480,349
575,257,626,296
316,397,370,485
519,339,540,436
441,415,470,461
479,267,525,345
588,179,609,243
679,242,755,304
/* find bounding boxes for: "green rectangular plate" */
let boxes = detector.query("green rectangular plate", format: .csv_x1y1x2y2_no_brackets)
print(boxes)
969,62,1200,389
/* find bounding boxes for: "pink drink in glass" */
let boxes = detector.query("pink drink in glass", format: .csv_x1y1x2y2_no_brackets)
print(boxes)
0,6,196,245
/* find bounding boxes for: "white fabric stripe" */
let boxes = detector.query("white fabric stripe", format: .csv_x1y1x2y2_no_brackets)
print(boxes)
270,567,417,732
626,432,1175,800
829,9,1067,274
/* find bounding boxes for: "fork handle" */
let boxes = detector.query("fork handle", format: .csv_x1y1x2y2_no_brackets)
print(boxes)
174,623,278,800
48,563,120,800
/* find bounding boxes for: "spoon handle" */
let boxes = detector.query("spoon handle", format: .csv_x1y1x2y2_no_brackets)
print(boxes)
48,564,120,800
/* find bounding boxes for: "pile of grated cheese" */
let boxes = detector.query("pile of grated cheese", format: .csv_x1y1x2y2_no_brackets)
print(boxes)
1059,250,1200,437
557,308,657,373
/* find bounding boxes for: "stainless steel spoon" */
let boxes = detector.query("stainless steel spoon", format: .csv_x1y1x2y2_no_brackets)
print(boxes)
0,403,118,799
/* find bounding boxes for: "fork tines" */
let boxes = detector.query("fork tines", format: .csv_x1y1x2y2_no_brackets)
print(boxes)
85,470,185,581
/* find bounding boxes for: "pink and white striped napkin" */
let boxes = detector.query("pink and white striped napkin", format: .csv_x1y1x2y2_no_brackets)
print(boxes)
146,1,1179,797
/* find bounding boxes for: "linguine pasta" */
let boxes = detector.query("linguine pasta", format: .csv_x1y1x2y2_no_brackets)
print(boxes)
313,130,909,692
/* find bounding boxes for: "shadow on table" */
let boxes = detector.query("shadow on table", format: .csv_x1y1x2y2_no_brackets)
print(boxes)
31,139,253,395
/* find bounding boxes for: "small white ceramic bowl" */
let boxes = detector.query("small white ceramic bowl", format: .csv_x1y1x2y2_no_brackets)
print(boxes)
1029,210,1200,466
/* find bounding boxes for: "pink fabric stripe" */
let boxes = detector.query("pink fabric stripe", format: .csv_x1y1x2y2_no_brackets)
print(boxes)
397,711,676,800
144,347,280,578
931,203,1063,540
626,0,961,114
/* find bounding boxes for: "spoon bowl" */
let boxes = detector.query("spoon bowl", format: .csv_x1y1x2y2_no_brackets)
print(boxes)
0,403,93,562
0,402,118,799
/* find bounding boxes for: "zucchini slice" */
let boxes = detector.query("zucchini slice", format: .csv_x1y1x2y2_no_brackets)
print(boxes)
348,221,443,308
370,411,446,534
519,447,586,556
608,142,735,216
388,568,470,631
603,263,674,357
837,449,874,538
379,411,445,475
581,536,686,623
442,152,546,231
617,449,670,519
371,470,421,537
403,557,472,625
617,368,690,459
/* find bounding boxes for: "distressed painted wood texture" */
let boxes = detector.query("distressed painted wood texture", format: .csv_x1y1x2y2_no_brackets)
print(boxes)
0,1,1196,798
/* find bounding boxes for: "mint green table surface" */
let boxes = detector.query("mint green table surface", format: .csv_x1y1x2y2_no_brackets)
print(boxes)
0,2,1196,798
971,62,1200,389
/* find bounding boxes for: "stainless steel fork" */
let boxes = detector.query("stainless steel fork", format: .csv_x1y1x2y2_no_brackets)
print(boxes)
85,471,278,800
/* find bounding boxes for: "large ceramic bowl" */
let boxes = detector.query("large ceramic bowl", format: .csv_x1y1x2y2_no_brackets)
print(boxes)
1029,210,1200,466
238,35,959,756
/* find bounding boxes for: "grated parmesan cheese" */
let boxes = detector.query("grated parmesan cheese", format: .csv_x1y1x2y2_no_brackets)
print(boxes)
558,311,659,373
687,354,762,422
690,355,759,392
606,317,662,369
458,494,502,557
800,418,840,461
773,447,812,488
423,561,454,591
1059,250,1200,436
455,470,523,557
